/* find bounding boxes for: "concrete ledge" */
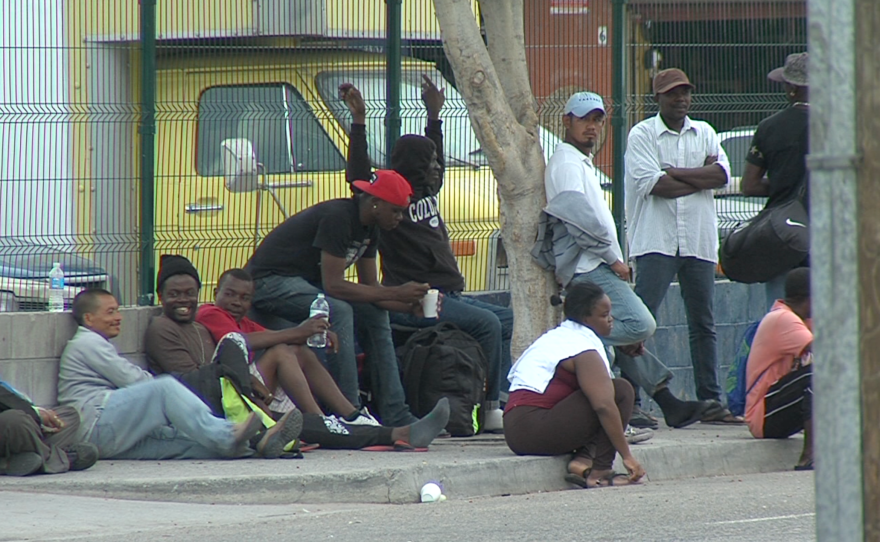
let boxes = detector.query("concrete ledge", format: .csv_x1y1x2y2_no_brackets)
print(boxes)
0,307,160,406
0,426,803,505
0,281,765,409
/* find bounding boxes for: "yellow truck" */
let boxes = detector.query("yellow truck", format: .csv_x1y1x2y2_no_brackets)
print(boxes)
154,48,516,296
51,0,538,304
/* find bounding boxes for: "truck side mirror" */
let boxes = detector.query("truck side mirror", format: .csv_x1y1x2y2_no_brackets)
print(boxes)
221,138,259,193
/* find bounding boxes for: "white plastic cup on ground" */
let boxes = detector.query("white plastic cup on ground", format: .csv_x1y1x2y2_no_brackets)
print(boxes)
420,482,442,503
421,289,440,319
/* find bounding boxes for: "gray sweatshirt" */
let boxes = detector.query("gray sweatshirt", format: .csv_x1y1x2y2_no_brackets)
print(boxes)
57,327,153,441
531,190,624,288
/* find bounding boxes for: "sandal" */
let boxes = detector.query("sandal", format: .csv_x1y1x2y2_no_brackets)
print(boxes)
564,466,592,489
701,406,745,425
592,472,638,487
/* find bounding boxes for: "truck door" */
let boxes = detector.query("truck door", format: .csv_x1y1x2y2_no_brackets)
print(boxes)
155,77,346,293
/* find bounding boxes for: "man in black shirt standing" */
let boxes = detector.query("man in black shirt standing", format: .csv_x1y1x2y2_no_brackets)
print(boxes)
339,76,513,432
742,52,810,309
246,170,429,427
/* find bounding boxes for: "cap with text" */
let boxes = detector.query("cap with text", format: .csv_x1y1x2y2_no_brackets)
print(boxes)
563,92,606,117
352,170,414,208
653,68,695,95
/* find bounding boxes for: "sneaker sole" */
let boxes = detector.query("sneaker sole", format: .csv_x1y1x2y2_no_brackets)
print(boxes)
258,410,304,459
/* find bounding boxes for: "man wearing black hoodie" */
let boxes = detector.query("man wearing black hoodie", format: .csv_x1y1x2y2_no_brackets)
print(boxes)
340,76,512,432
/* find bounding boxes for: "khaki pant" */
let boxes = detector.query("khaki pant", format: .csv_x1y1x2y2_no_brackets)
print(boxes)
0,406,80,474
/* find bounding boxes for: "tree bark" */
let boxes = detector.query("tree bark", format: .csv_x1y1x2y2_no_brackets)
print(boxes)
432,0,557,356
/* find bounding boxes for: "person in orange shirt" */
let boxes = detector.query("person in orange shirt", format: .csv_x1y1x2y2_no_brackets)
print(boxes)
744,267,813,470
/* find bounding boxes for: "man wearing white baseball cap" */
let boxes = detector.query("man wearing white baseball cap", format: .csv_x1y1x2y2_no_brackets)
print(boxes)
536,91,716,438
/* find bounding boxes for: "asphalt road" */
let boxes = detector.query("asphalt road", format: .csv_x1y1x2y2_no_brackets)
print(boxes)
1,471,815,542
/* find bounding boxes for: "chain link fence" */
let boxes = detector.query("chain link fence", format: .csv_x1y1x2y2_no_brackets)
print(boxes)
0,0,805,310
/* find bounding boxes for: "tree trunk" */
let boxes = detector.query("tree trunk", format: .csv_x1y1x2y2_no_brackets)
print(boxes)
432,0,557,356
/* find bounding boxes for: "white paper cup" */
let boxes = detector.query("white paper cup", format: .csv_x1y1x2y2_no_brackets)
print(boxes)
421,289,439,318
420,482,442,503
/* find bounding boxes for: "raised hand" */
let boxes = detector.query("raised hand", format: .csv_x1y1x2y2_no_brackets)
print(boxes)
338,83,366,124
421,74,445,120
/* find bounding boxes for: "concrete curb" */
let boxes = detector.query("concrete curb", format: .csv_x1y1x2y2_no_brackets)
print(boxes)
1,428,804,504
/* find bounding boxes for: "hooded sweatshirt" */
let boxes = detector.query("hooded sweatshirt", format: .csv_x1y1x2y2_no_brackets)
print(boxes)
347,120,466,292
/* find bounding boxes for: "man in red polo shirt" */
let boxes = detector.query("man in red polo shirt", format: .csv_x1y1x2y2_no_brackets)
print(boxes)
196,267,449,450
197,268,377,426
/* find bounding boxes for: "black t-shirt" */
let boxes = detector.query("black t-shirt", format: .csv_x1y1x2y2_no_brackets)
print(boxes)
346,121,466,293
745,106,809,209
245,198,378,286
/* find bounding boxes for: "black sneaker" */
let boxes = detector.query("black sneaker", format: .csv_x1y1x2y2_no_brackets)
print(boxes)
62,443,99,471
1,452,43,476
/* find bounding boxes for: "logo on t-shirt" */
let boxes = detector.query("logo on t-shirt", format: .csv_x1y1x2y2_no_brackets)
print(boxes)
409,195,441,228
344,239,371,267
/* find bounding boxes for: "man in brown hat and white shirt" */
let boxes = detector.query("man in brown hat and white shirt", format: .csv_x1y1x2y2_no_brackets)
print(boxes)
624,68,743,424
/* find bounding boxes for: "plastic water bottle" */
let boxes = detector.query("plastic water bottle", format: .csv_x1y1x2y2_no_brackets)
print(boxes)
48,262,65,312
306,293,330,348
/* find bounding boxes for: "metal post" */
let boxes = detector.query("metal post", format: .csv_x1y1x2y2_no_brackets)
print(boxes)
611,0,627,252
138,0,157,306
808,0,863,539
385,0,402,168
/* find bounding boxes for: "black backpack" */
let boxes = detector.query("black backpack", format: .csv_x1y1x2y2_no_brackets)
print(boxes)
398,322,487,437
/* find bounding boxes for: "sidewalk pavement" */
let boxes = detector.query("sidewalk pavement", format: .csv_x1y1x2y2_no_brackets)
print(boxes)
2,423,804,505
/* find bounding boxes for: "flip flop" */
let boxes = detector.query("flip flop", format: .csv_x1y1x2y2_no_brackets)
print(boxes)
701,406,745,425
794,460,814,471
361,440,429,452
596,472,635,487
582,472,635,488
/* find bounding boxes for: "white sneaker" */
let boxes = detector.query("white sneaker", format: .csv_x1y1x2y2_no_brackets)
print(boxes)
345,407,382,427
483,408,504,433
625,425,654,444
322,415,351,435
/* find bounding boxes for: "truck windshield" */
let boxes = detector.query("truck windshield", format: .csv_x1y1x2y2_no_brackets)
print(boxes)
316,69,564,168
316,69,487,167
197,83,344,176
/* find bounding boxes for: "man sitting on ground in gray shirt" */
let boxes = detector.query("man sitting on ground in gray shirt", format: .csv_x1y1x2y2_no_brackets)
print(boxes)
57,289,299,460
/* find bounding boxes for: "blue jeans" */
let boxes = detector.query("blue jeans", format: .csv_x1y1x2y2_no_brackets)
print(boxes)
252,274,417,427
89,376,243,460
390,293,514,406
634,253,721,402
570,265,673,396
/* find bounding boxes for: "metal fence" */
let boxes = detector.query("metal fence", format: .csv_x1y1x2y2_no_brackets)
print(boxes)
0,0,806,310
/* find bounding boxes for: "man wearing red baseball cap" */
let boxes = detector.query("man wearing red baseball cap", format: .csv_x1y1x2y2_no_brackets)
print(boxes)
624,68,744,425
245,169,433,427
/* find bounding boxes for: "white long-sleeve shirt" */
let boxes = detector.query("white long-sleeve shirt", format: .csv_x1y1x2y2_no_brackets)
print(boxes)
544,142,623,274
58,327,153,440
624,114,730,263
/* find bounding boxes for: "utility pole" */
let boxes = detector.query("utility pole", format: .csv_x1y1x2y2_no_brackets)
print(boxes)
853,1,880,538
809,0,880,539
